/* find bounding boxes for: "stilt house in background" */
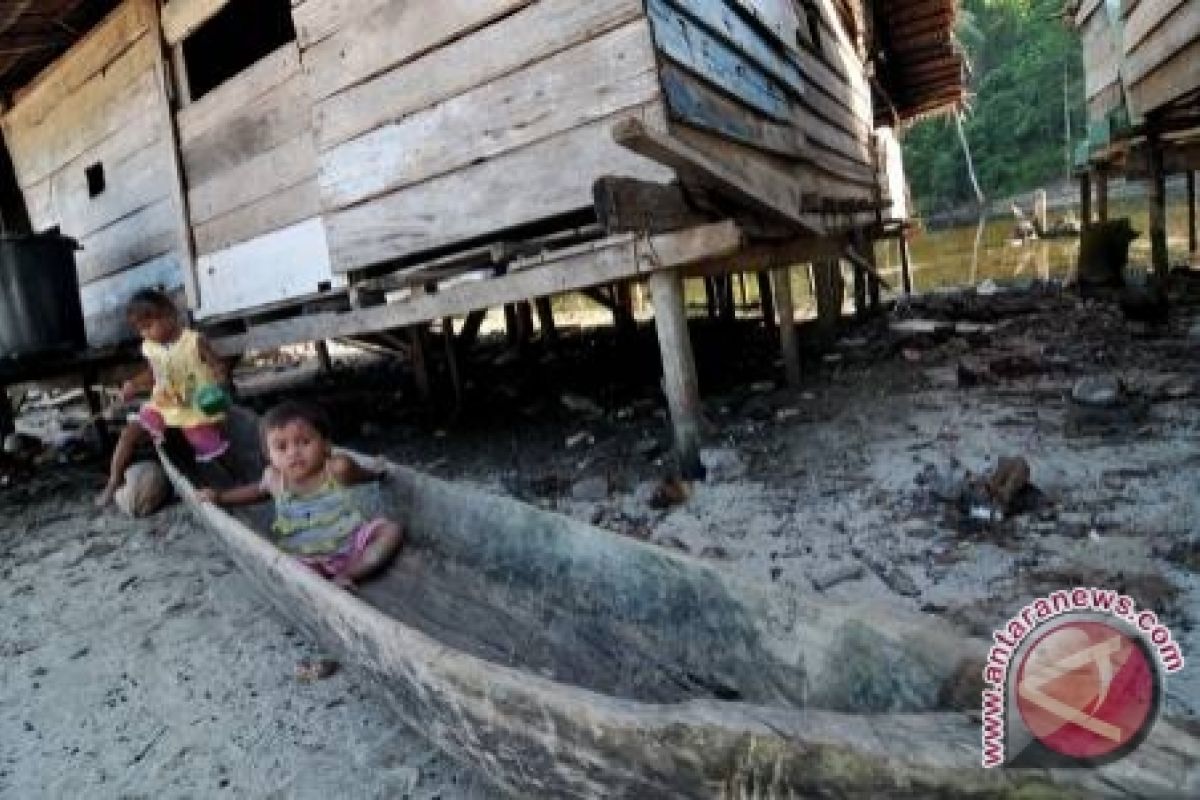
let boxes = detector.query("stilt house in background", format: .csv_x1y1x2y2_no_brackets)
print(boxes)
0,0,964,472
1072,0,1200,271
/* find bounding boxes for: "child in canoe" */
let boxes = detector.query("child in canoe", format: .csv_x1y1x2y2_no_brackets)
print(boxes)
199,400,404,590
97,289,230,507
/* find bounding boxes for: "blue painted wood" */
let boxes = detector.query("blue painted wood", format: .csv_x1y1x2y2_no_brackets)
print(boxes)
669,0,807,101
660,63,806,160
647,0,792,124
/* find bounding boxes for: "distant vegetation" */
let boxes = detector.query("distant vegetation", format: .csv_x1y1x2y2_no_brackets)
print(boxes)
901,0,1086,216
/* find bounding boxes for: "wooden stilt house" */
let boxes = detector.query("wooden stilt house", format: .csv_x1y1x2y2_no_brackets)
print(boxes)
1072,0,1200,272
0,0,964,471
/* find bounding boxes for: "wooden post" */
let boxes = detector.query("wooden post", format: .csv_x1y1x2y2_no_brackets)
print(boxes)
442,317,463,417
1187,170,1197,257
408,325,432,402
613,282,636,339
864,239,882,312
771,267,801,388
703,278,718,319
1095,167,1109,223
534,297,558,345
0,385,14,438
851,263,867,321
899,236,913,295
1148,136,1169,279
648,269,704,479
756,271,776,334
81,373,111,452
1079,172,1092,232
812,260,843,343
314,340,333,375
719,275,735,325
458,309,487,353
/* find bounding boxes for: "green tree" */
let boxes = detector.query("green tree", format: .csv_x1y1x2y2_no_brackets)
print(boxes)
901,0,1085,216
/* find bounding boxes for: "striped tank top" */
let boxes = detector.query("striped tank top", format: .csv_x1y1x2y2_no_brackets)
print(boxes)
263,466,381,555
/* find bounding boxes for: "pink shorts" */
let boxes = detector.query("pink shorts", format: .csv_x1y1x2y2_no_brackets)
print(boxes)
296,519,389,579
138,406,229,462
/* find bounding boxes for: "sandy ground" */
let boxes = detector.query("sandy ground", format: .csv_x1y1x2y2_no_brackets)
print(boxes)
2,279,1198,797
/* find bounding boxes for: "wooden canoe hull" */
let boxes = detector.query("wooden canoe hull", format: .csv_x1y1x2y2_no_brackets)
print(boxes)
158,412,1200,798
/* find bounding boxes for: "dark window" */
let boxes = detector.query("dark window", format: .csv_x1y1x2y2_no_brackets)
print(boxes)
181,0,296,101
86,163,105,197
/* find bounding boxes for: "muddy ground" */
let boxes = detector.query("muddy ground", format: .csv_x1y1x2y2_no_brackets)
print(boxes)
2,277,1199,797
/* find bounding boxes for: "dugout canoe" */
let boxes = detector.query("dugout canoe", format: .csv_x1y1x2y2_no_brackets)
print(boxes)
160,408,1199,798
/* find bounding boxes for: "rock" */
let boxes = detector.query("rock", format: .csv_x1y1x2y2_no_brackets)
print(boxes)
564,431,594,450
774,407,801,422
114,461,171,518
570,476,608,503
648,478,690,510
811,564,865,591
976,278,1000,296
560,393,603,417
987,456,1031,513
1072,375,1124,407
295,658,339,683
634,437,661,458
700,447,746,482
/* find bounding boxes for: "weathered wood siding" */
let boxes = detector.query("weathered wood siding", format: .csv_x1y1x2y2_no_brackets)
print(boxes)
647,0,880,229
0,0,187,346
1077,0,1199,122
1121,0,1199,118
173,26,341,318
297,0,672,274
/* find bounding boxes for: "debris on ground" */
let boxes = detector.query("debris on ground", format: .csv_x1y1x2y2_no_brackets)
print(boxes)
295,658,340,683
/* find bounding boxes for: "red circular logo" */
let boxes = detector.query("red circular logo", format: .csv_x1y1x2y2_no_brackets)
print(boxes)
1015,620,1158,760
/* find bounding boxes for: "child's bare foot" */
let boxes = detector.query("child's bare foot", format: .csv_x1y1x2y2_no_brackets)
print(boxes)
95,482,118,508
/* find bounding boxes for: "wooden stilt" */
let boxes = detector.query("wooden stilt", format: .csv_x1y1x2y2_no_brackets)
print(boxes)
771,267,801,388
1187,170,1197,257
756,271,776,333
719,275,735,325
865,240,882,312
613,282,636,338
0,384,15,438
1096,167,1109,223
408,325,432,402
534,297,559,345
517,301,535,345
442,317,463,417
1079,172,1093,231
314,340,333,375
851,263,867,321
457,309,487,353
81,373,111,452
1148,136,1169,279
503,304,520,347
704,278,718,319
899,238,913,295
812,259,843,340
648,269,704,479
737,273,748,309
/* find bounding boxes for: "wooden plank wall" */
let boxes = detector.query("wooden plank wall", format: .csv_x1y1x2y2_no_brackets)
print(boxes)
293,0,672,274
647,0,880,231
0,0,186,346
1077,0,1123,121
1121,0,1199,118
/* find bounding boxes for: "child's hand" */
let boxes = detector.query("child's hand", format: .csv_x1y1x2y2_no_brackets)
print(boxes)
197,487,219,504
119,380,140,404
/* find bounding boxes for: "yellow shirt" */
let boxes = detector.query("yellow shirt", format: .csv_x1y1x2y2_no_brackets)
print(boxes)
142,328,224,428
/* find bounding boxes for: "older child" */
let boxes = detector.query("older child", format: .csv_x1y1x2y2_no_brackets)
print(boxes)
199,401,403,590
96,289,229,507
